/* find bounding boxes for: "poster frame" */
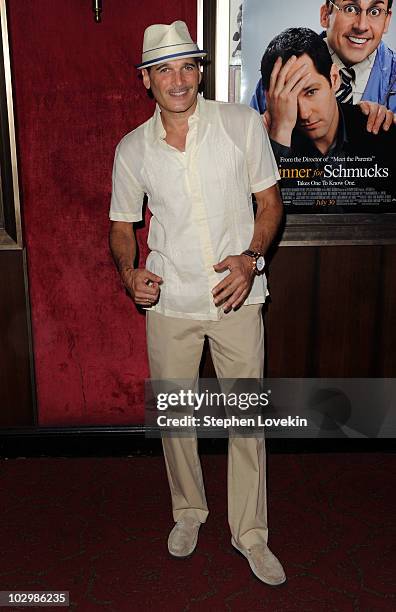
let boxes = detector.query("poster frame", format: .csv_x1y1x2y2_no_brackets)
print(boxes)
0,0,22,250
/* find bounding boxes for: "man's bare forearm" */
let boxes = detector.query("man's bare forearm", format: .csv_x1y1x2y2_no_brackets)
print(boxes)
249,183,283,255
109,221,163,303
109,221,136,274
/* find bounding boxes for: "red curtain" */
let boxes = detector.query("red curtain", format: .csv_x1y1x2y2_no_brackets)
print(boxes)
7,0,197,425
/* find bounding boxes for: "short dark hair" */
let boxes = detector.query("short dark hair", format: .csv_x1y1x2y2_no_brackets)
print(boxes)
146,57,204,73
261,28,333,91
325,0,393,10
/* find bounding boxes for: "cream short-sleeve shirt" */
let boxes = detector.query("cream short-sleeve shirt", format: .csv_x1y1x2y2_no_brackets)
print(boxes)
110,96,280,320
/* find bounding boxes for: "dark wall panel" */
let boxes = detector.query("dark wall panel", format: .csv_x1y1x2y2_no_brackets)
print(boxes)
266,247,317,377
378,245,396,376
0,250,34,426
315,246,382,376
264,244,396,378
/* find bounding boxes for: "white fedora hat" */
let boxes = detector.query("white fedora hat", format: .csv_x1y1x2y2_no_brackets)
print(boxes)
136,20,207,69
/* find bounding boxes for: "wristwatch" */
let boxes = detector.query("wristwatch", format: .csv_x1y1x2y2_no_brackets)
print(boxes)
242,250,265,275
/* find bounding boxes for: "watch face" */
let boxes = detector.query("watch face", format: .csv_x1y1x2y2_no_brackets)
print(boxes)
256,256,265,273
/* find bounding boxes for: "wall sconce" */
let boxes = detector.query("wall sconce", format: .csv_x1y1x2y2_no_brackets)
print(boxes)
93,0,102,23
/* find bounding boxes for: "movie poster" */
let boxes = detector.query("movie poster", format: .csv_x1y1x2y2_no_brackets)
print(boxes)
237,0,396,214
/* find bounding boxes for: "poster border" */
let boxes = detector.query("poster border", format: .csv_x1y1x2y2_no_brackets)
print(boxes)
0,0,22,250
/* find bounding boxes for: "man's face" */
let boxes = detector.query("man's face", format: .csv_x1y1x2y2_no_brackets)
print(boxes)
288,54,340,145
320,0,392,66
142,58,202,115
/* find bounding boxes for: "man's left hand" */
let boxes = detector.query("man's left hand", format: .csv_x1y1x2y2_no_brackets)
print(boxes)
358,101,395,134
212,255,254,312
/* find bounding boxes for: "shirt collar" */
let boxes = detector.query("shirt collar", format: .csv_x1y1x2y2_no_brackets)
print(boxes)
149,94,204,144
152,105,166,141
324,37,377,80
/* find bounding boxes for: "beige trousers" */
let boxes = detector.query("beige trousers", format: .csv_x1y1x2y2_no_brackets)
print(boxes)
146,304,268,549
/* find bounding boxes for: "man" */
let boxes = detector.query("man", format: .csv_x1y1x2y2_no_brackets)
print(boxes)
109,21,286,585
261,28,395,211
251,0,396,132
321,0,395,108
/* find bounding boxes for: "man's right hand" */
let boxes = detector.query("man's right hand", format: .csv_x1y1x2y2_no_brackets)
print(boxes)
265,55,311,146
121,267,163,306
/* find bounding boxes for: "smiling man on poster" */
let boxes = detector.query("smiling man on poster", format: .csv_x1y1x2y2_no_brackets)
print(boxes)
321,0,395,107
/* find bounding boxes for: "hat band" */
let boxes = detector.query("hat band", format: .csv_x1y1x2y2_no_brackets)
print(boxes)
143,41,197,55
137,49,206,69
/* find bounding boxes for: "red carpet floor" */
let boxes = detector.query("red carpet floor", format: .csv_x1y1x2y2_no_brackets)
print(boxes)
0,452,395,611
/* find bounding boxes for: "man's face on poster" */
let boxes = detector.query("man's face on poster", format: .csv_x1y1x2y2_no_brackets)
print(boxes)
320,0,392,66
291,54,341,145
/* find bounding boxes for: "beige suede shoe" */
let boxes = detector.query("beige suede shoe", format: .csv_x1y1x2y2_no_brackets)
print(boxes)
231,538,286,586
168,517,201,559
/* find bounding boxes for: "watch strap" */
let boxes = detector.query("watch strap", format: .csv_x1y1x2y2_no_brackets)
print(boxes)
243,249,261,258
242,249,263,275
